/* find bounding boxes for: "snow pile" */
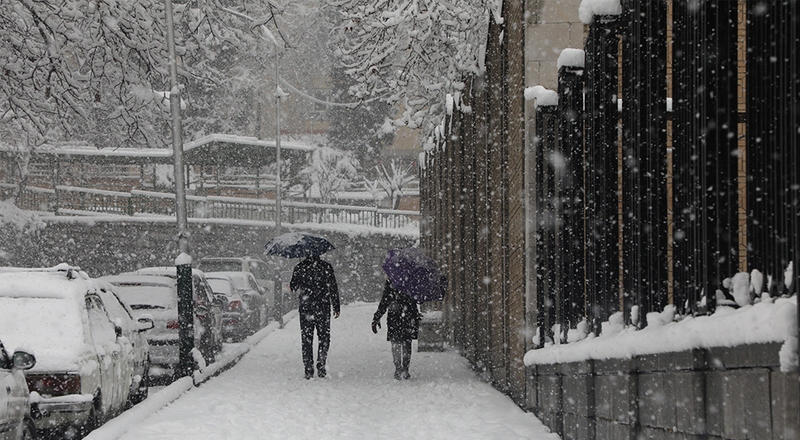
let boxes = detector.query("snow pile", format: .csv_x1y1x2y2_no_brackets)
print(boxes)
524,85,559,108
525,296,798,372
0,199,45,232
557,49,585,69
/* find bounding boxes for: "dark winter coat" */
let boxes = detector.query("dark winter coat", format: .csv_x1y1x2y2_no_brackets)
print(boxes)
373,280,421,342
290,256,340,314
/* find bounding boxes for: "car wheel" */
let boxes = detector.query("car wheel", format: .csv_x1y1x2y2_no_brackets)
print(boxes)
214,329,223,352
130,364,150,405
76,404,97,439
21,419,36,440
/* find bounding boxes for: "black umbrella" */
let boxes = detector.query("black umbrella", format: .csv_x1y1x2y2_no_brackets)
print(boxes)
264,232,335,258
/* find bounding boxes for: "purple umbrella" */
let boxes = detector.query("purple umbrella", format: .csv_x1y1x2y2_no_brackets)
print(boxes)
382,248,446,303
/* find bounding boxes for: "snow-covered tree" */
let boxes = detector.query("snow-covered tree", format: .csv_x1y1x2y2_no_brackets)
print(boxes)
326,64,394,174
326,0,492,145
299,146,360,203
0,0,292,149
368,158,417,210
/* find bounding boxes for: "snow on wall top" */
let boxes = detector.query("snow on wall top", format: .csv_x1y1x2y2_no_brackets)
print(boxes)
558,48,586,69
525,296,798,372
579,0,623,25
524,85,559,108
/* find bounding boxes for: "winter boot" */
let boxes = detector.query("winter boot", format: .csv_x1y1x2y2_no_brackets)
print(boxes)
401,340,412,379
392,342,403,380
317,362,327,378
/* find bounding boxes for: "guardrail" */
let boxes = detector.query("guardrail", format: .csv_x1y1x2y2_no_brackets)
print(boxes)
3,184,419,229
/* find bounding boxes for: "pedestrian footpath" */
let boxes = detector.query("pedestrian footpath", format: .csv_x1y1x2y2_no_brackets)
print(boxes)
114,302,559,440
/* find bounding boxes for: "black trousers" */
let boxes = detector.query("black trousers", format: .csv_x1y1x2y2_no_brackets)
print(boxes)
391,340,412,371
299,308,331,372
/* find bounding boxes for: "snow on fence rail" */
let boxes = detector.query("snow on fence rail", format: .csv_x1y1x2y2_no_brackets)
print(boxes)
7,185,419,229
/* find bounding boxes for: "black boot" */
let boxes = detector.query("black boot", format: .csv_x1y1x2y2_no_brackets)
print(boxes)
317,362,326,378
401,340,412,379
391,342,403,380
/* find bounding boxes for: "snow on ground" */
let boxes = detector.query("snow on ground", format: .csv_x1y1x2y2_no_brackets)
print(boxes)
110,302,558,440
524,295,798,371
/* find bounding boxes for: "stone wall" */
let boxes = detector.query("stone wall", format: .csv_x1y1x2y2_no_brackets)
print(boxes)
528,343,799,440
0,218,416,304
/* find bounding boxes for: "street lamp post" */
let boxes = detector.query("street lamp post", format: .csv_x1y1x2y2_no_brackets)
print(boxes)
165,0,188,254
275,50,282,234
165,0,194,377
273,49,285,328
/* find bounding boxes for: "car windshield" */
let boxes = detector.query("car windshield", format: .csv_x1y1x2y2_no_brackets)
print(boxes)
199,260,241,272
227,275,251,291
111,284,176,310
0,296,86,369
206,278,235,295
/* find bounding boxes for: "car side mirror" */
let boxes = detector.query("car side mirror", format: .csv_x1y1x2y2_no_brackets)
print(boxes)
214,294,227,306
137,317,155,332
115,325,123,338
13,350,36,370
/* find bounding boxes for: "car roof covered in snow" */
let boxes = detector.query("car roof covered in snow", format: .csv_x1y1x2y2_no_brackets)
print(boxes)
0,265,95,300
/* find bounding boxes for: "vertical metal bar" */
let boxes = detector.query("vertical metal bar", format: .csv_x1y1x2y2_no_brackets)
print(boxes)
536,106,558,346
622,0,668,326
557,62,586,336
585,16,620,333
747,1,800,295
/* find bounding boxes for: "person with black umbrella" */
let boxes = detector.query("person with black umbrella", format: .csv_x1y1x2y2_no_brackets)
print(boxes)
266,232,340,380
290,254,340,379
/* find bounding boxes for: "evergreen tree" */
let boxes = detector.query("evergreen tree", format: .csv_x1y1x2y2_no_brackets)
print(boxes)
325,65,394,176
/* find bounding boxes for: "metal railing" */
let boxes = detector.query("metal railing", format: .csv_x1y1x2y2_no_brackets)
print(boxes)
4,185,419,229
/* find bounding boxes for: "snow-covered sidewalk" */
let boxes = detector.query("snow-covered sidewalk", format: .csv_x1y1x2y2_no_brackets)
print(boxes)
109,302,559,440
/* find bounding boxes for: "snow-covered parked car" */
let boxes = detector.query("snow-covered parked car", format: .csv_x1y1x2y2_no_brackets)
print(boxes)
0,265,136,438
95,281,154,405
197,257,276,313
0,338,36,440
129,267,224,358
205,273,259,341
206,271,268,333
100,272,221,380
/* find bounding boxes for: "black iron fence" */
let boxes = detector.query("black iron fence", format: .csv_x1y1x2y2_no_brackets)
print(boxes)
534,0,800,345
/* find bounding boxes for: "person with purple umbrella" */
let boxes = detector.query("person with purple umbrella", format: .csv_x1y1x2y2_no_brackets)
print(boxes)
371,278,421,380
